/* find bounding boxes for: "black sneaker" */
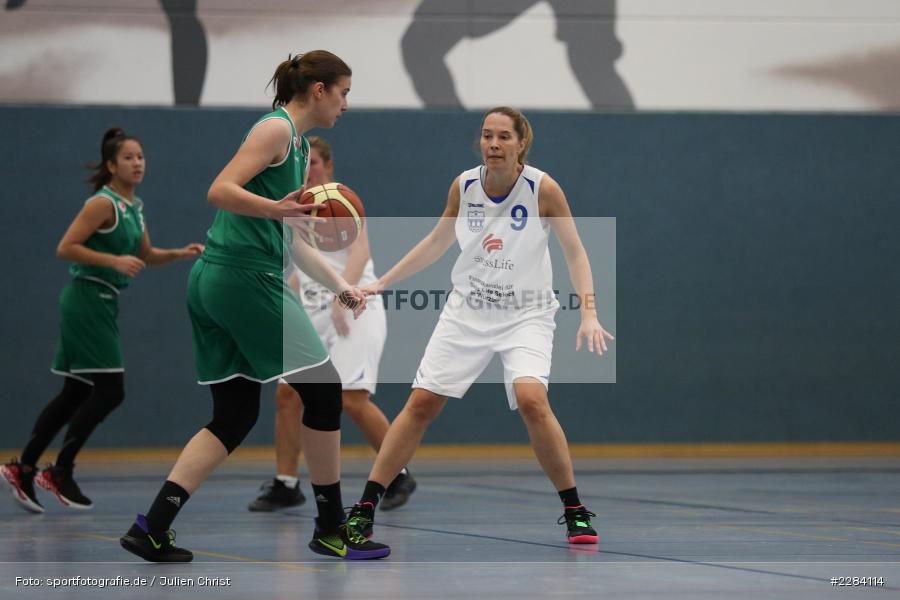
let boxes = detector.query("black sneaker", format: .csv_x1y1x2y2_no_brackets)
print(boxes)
380,470,417,511
120,514,193,563
248,477,306,512
308,515,390,560
0,459,43,514
36,465,92,509
558,505,599,544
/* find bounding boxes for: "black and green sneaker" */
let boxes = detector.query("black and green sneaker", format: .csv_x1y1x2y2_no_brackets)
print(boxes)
308,512,390,560
120,514,193,562
347,501,376,538
558,505,599,544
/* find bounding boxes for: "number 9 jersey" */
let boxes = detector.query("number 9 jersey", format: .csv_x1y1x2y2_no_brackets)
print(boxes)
451,164,559,321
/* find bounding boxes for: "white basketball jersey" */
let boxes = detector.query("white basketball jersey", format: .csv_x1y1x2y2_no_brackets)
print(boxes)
450,164,558,317
296,247,377,310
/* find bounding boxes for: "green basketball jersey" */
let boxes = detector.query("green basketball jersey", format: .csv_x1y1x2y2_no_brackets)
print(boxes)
70,185,146,290
203,107,310,272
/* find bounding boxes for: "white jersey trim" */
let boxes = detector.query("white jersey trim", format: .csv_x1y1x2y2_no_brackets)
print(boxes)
91,193,119,234
247,111,294,168
50,369,94,386
77,276,120,294
196,355,331,386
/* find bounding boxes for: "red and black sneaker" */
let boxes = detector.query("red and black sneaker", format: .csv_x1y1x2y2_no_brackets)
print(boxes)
559,505,599,544
35,465,92,510
0,459,43,513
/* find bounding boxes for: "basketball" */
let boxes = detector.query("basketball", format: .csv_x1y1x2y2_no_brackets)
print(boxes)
298,182,365,252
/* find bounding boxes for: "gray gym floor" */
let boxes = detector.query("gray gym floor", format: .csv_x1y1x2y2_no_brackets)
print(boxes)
1,455,898,599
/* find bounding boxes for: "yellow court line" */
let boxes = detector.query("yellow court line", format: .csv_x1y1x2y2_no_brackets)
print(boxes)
75,533,325,572
10,442,900,463
714,525,900,549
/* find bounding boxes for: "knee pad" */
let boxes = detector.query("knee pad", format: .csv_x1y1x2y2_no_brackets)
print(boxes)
286,362,342,432
206,379,261,453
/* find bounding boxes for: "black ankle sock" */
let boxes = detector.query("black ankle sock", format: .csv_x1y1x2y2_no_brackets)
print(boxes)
145,480,190,532
558,487,581,508
360,480,386,508
312,481,344,531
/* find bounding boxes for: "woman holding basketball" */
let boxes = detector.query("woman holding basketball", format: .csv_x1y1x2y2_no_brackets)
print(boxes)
120,51,389,562
346,106,613,547
249,136,417,513
1,127,203,514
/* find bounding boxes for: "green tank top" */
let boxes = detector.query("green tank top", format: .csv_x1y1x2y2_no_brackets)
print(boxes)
70,185,146,290
202,107,310,273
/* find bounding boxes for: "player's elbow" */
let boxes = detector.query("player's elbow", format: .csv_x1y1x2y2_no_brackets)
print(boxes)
207,181,225,208
56,241,71,260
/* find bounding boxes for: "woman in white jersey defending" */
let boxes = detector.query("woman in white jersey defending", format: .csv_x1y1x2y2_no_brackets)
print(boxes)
249,136,416,512
345,106,614,546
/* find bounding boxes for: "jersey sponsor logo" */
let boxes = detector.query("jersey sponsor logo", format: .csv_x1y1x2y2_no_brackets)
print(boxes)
467,203,485,232
117,201,127,213
481,233,503,253
473,255,514,271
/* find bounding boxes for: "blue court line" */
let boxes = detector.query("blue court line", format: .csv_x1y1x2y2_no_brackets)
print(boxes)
470,483,779,515
469,482,900,530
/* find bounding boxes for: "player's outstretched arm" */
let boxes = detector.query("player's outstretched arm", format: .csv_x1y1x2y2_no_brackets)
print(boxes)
542,176,615,354
138,229,204,266
368,177,460,293
291,235,366,318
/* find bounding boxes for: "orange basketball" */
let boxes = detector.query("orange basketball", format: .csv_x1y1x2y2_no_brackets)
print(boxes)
298,183,365,252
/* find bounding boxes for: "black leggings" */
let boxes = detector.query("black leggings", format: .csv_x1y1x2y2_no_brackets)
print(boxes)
205,362,343,453
21,373,125,468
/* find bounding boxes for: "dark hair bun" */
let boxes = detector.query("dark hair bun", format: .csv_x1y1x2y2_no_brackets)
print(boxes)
102,127,125,144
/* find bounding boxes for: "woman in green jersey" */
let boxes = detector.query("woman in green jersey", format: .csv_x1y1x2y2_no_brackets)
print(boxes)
120,51,390,563
1,128,203,514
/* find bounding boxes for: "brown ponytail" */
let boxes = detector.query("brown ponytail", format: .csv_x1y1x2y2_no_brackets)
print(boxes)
269,50,352,109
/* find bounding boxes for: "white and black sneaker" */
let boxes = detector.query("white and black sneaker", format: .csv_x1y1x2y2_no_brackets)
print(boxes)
248,477,306,512
0,459,44,513
380,470,417,511
36,465,92,509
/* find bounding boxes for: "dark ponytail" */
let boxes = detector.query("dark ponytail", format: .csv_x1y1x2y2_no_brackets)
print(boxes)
86,127,140,192
269,50,352,109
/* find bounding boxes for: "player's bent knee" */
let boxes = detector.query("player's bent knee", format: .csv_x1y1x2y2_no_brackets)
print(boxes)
206,397,260,454
298,382,342,431
515,388,551,423
405,389,446,423
340,390,369,417
287,362,343,432
275,384,301,414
